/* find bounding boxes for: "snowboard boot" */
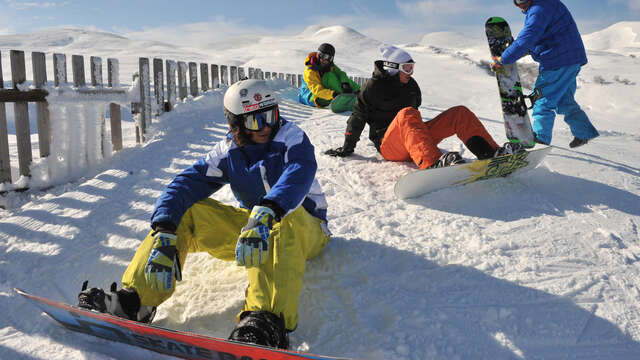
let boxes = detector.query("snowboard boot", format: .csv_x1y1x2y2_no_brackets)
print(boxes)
229,311,290,349
569,137,590,148
494,142,526,157
465,136,497,160
78,281,156,323
533,134,549,145
429,152,466,169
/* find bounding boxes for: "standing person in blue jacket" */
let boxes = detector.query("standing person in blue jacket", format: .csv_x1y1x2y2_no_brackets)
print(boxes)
493,0,599,148
78,79,330,350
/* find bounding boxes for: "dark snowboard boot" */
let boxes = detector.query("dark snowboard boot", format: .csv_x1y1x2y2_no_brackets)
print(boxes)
569,137,589,148
429,151,465,169
465,136,496,160
78,281,156,323
229,311,289,349
494,142,526,157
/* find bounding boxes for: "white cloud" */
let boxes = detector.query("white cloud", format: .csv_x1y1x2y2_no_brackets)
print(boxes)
396,0,483,17
608,0,640,10
7,1,68,10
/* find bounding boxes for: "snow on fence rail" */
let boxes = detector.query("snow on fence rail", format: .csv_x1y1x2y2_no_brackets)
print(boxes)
0,49,370,194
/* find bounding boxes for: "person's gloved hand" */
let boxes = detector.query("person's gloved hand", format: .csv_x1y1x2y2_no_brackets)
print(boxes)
341,82,353,94
145,231,181,291
331,90,339,99
236,205,276,267
325,146,354,157
489,55,503,72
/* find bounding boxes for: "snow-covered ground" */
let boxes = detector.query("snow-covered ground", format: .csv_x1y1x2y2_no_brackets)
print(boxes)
1,23,640,359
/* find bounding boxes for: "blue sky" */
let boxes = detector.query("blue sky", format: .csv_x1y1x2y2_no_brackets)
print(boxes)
1,0,639,43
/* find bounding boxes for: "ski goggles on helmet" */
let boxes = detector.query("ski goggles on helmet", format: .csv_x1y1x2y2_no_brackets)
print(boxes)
513,0,531,8
318,51,334,62
243,106,279,131
382,61,415,75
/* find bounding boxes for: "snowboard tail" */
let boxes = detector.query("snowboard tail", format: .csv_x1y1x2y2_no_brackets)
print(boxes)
485,16,536,148
15,288,350,360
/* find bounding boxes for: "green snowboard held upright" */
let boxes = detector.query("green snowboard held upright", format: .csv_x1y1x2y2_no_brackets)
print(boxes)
330,93,357,113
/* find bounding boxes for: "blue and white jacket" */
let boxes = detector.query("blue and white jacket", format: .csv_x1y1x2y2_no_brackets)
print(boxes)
150,118,328,228
501,0,587,71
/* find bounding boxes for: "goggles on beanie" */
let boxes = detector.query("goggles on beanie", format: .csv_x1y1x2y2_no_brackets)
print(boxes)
382,61,415,75
242,106,279,131
318,51,334,62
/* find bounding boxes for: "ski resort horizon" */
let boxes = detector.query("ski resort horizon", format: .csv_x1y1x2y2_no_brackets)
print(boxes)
1,7,639,360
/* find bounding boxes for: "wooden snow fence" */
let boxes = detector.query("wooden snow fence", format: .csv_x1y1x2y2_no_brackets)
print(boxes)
0,50,127,189
1,49,365,194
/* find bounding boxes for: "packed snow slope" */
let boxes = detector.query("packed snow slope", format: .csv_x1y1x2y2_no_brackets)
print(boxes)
1,23,640,359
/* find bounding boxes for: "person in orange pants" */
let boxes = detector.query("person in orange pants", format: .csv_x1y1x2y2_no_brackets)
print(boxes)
325,44,521,168
380,106,499,169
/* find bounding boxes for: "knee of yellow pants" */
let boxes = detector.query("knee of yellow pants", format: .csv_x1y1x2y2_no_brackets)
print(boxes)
122,198,250,307
241,206,330,331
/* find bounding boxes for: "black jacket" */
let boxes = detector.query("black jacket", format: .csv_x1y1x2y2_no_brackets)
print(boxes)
343,60,421,152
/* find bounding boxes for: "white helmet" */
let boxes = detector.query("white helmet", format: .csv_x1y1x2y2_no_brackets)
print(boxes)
223,79,279,131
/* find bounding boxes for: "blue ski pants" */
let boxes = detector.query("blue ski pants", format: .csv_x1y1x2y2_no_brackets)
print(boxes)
531,64,599,144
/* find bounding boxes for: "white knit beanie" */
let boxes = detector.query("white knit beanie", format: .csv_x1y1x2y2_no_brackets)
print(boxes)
379,44,413,75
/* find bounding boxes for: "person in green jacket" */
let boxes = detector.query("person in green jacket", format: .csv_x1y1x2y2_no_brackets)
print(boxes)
298,43,360,109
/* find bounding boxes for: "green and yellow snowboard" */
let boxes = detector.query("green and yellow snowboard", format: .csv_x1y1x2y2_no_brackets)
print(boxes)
394,147,551,199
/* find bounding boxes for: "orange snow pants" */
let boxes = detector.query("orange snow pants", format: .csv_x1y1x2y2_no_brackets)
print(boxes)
379,106,499,169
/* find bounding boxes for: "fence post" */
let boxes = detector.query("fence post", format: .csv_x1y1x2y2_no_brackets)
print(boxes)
248,67,255,79
211,64,219,89
265,72,271,80
200,63,209,92
32,52,50,159
297,74,303,88
11,50,32,178
0,51,10,183
153,58,164,115
139,57,151,142
90,56,103,87
238,67,246,81
72,55,86,87
177,61,187,100
108,58,122,151
108,57,120,88
230,66,238,84
166,60,177,109
220,65,228,86
188,62,198,97
53,53,67,86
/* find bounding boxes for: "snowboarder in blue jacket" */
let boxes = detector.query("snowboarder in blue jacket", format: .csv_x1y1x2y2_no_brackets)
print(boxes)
78,79,330,350
495,0,599,148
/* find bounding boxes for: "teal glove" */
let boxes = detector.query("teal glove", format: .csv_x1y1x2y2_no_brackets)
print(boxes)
236,206,276,267
144,232,182,291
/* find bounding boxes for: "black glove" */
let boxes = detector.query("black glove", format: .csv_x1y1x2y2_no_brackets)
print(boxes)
331,90,339,99
341,82,353,94
325,146,354,157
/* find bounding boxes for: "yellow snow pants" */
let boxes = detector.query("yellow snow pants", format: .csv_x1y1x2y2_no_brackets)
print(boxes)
121,198,330,331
